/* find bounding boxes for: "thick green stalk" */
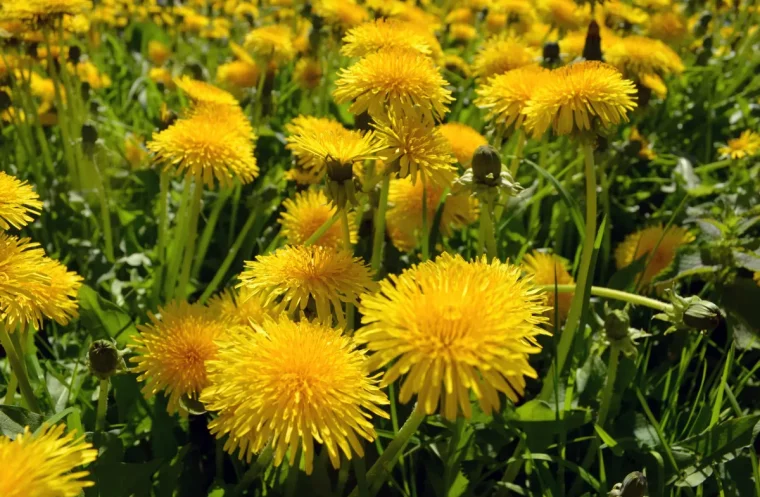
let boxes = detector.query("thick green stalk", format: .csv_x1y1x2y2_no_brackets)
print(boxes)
480,200,498,261
193,187,231,278
597,345,620,428
4,373,18,405
163,179,191,300
509,130,527,178
304,212,340,246
370,175,391,277
539,284,671,313
95,378,109,434
234,447,274,497
421,186,430,261
93,154,115,262
177,180,204,299
0,326,40,413
151,171,170,306
341,209,355,331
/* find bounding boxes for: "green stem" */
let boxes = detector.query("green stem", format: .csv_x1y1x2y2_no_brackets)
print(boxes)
500,437,527,484
479,200,497,260
370,175,391,277
341,209,355,331
421,186,430,261
4,373,18,405
304,212,340,246
597,345,620,428
177,179,204,299
509,130,526,178
95,378,109,434
198,206,259,304
164,180,191,300
0,326,40,413
193,187,231,278
538,284,671,313
350,403,426,497
234,447,274,497
152,171,170,306
93,154,115,262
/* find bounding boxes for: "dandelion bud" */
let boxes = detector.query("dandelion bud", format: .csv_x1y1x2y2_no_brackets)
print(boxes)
582,20,603,62
605,308,630,341
88,340,124,380
471,145,502,186
619,471,648,497
543,42,560,65
683,300,722,332
68,45,82,64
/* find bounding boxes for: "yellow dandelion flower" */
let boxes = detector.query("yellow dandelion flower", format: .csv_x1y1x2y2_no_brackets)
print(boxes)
606,36,685,79
445,7,474,25
443,54,471,78
147,40,171,66
524,61,638,138
648,11,688,43
148,67,174,88
333,48,454,121
208,286,275,328
22,257,82,329
124,135,148,170
629,127,657,160
491,0,538,33
147,103,258,188
390,2,441,32
201,318,389,474
0,172,42,230
450,23,477,42
355,253,549,420
314,0,369,30
238,245,376,327
244,24,295,64
386,177,478,252
0,424,96,497
279,190,357,249
539,0,590,31
438,122,488,167
285,116,348,171
639,73,668,99
522,251,575,324
131,301,227,413
341,18,442,59
230,41,256,65
718,130,760,160
288,124,383,174
0,0,91,20
601,1,649,27
293,57,322,90
175,76,238,106
217,60,260,89
473,35,536,80
615,225,694,286
475,65,551,131
72,61,111,89
373,111,457,187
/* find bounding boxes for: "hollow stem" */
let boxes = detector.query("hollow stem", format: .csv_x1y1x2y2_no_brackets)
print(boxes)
234,447,274,497
177,179,204,299
193,187,231,278
538,284,671,313
597,344,621,428
4,373,18,405
341,209,355,331
95,378,109,435
479,199,497,260
509,130,526,178
370,175,391,277
304,212,340,246
0,326,40,413
151,171,170,306
421,186,430,261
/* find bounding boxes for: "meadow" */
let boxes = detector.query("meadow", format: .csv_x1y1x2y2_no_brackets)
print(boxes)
1,0,759,496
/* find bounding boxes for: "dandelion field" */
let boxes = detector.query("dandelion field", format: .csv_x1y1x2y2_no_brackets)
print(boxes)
1,0,760,496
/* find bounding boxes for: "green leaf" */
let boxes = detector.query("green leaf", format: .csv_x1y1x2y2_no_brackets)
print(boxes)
0,406,44,438
594,423,623,456
721,278,760,330
671,415,760,472
77,284,138,346
523,158,585,241
507,400,592,452
607,253,648,291
732,249,760,272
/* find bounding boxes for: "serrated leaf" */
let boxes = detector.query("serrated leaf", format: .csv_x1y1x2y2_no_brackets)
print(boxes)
732,249,760,272
695,218,726,239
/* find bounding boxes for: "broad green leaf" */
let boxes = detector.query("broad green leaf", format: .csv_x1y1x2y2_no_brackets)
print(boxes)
671,415,760,472
0,406,44,438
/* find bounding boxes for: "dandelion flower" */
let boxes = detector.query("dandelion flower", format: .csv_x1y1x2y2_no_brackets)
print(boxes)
244,24,295,64
443,54,471,78
293,58,322,90
288,124,382,171
648,11,688,43
125,135,149,170
341,18,441,59
475,65,551,131
0,424,96,497
175,76,239,107
131,301,227,413
149,67,174,88
718,130,760,160
314,0,369,30
450,23,477,42
373,111,457,187
615,225,694,286
438,123,488,167
285,115,350,172
208,286,275,328
201,318,389,474
524,61,637,138
522,251,574,324
601,1,649,27
355,253,548,420
238,245,376,327
473,35,536,80
147,40,171,65
606,36,685,79
333,48,453,120
539,0,590,31
147,103,258,188
279,190,357,249
0,0,91,20
0,172,42,230
386,178,478,252
217,60,260,89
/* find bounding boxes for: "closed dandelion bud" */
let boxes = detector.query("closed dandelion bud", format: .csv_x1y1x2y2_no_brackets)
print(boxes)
582,20,603,62
88,340,124,380
81,123,98,155
683,300,722,332
605,308,630,341
543,42,560,65
472,145,502,186
68,45,82,64
620,471,648,497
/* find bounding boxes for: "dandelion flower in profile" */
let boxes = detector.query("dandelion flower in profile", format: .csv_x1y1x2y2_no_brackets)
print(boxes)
341,18,441,59
174,76,239,106
285,115,349,172
238,245,376,327
147,40,171,66
473,35,536,80
524,61,638,138
0,0,91,20
19,257,83,330
438,123,488,167
131,301,227,413
386,178,478,252
539,0,589,31
279,190,357,249
314,0,369,31
373,111,457,187
0,424,97,497
0,172,42,230
522,251,575,324
356,253,548,420
475,65,550,131
718,130,760,160
606,36,685,79
147,103,258,188
201,318,389,474
244,24,295,64
208,286,275,328
217,60,260,89
333,48,453,120
615,225,694,286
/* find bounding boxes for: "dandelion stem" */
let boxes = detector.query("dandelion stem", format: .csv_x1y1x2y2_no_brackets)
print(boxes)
177,179,204,299
538,284,671,313
95,378,109,435
152,171,170,306
341,208,355,331
304,212,340,246
479,199,497,260
234,446,273,496
4,373,18,405
597,344,620,428
194,187,232,279
370,175,391,277
509,130,526,178
352,403,426,497
421,186,430,261
0,325,40,413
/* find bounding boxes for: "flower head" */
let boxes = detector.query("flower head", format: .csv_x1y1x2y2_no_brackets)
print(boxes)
333,48,453,120
606,36,685,79
615,225,694,286
208,286,276,328
473,35,536,80
647,11,688,43
438,123,488,167
147,40,171,66
147,103,258,188
244,24,295,64
0,424,96,497
0,0,91,21
238,245,376,327
279,190,357,249
285,116,349,174
373,111,457,187
341,18,441,59
524,61,637,138
217,60,260,89
175,76,239,106
0,172,42,230
386,178,478,252
201,318,389,474
131,301,228,413
475,65,551,131
294,58,322,90
522,251,575,324
355,253,549,420
539,0,590,30
718,130,760,160
314,0,369,30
